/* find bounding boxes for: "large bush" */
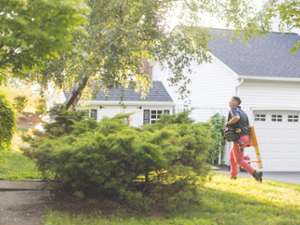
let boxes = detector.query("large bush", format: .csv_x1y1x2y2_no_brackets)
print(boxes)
25,111,211,212
0,94,15,151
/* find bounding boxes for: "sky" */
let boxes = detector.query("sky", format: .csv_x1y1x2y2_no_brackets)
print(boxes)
166,0,300,34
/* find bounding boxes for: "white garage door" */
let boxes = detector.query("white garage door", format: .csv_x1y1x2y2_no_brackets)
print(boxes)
253,111,300,171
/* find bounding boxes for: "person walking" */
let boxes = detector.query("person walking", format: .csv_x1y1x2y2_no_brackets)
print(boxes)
226,96,263,182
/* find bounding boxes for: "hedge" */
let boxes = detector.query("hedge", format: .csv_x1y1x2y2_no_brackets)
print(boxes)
0,94,15,151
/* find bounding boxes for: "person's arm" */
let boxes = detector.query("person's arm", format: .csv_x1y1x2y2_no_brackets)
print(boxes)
226,108,240,126
227,115,240,126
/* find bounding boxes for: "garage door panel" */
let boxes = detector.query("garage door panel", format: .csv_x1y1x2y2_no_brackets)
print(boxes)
254,110,300,171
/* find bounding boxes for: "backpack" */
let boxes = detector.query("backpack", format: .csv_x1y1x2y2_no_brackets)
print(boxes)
224,126,241,142
224,112,242,142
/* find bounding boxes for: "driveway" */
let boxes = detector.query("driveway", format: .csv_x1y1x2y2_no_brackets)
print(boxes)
214,168,300,185
262,172,300,185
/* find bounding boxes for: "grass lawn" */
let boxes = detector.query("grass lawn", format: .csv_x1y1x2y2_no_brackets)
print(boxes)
44,174,300,225
0,150,42,180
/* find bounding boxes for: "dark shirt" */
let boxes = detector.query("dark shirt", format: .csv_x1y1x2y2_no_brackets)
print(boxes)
228,106,250,135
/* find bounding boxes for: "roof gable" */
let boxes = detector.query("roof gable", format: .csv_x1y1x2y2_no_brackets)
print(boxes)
208,28,300,78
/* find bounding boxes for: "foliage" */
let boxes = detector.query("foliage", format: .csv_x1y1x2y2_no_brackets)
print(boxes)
0,93,15,151
154,110,194,125
0,150,41,180
2,0,299,105
13,95,28,113
208,113,226,165
0,0,87,81
43,104,90,137
44,174,300,225
46,0,215,108
203,0,300,51
263,0,300,52
25,112,210,212
35,98,47,115
45,0,300,108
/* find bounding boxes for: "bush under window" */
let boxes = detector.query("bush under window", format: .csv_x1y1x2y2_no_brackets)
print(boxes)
24,110,211,212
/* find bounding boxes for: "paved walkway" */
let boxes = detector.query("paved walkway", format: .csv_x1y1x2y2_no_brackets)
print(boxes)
0,180,48,191
0,181,51,225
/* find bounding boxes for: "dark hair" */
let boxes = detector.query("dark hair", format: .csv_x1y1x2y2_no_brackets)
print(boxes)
232,96,242,105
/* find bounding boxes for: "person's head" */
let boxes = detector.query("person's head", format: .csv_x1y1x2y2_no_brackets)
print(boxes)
229,96,241,108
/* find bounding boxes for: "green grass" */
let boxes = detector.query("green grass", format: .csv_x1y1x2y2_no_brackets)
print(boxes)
0,150,42,180
44,174,300,225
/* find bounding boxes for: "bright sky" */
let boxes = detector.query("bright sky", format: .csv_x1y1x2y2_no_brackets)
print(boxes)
166,0,299,34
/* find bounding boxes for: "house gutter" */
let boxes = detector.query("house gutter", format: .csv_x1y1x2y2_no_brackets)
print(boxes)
80,100,175,107
239,75,300,82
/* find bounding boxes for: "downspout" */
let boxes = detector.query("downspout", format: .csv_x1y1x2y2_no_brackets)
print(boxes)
235,78,244,96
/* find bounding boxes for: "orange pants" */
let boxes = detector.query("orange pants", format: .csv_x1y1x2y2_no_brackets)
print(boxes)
230,135,255,177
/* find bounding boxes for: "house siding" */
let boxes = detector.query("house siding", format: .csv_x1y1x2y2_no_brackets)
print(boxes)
86,105,174,127
152,55,239,121
223,80,300,169
238,80,300,121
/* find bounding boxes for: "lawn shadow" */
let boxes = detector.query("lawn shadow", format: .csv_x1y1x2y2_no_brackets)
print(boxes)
45,179,300,225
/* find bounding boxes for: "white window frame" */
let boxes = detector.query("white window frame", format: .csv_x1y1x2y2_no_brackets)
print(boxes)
271,114,283,122
288,115,299,122
143,109,170,124
254,114,266,121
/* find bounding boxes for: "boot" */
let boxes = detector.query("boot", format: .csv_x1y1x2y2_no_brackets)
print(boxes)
252,171,263,182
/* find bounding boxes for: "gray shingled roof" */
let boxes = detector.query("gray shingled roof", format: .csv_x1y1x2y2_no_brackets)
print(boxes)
208,28,300,78
91,81,173,102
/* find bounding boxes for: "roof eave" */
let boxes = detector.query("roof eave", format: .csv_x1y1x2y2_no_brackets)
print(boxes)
239,75,300,82
80,100,175,107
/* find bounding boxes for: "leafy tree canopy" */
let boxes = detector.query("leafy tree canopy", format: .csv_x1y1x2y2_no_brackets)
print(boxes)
1,0,299,108
0,0,88,82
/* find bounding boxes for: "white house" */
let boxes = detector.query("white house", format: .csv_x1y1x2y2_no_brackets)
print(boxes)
152,28,300,172
56,81,174,127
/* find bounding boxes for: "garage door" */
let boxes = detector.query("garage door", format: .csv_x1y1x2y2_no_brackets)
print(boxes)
253,111,300,171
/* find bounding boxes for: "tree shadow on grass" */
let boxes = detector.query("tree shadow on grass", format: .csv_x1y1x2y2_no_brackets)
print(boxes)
45,182,300,225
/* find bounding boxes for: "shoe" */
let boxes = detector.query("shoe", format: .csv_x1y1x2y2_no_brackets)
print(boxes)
252,171,263,182
230,176,237,180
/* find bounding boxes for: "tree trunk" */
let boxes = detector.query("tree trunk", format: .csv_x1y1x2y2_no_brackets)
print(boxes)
65,75,89,110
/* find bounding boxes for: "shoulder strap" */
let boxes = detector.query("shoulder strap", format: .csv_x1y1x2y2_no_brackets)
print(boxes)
227,112,231,121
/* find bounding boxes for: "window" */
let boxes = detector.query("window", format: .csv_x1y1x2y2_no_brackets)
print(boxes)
90,109,98,120
143,109,170,124
150,110,163,124
288,115,299,122
271,114,282,122
255,114,266,121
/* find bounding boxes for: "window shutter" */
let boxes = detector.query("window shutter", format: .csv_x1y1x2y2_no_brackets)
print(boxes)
143,109,150,124
90,109,98,120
